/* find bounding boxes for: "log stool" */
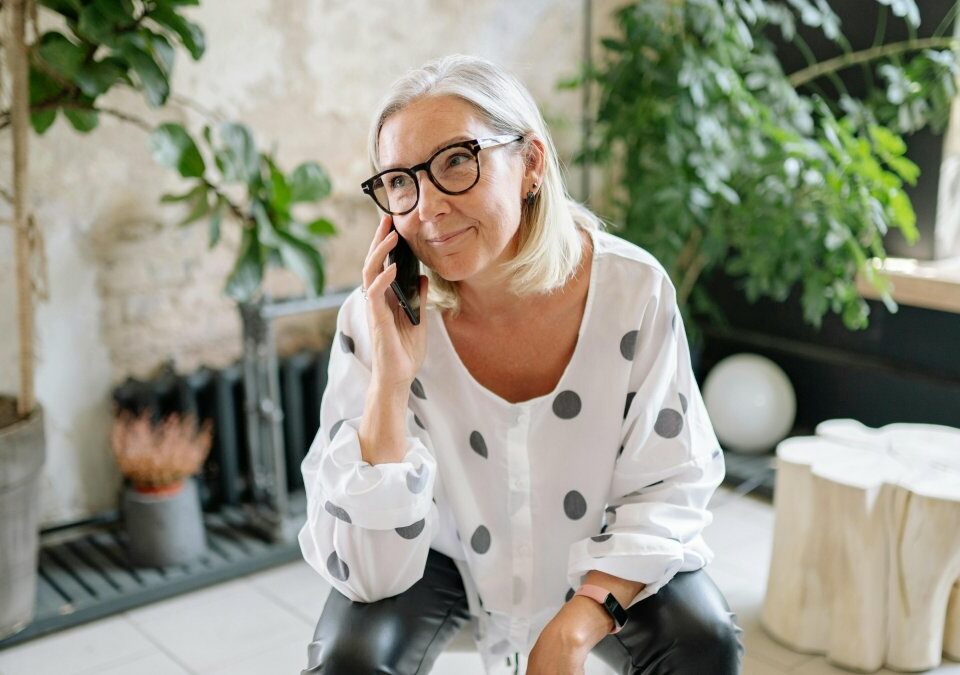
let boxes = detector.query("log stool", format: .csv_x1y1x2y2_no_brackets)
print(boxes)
761,419,960,672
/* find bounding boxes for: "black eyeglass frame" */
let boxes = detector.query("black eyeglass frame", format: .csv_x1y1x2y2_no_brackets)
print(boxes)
360,134,524,215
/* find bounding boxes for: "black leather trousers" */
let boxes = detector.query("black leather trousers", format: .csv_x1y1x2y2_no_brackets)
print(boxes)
303,548,745,674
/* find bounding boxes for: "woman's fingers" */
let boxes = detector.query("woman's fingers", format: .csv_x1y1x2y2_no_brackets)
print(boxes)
363,229,398,291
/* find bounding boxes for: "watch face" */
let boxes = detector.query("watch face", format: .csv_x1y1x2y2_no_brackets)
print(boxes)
603,594,629,628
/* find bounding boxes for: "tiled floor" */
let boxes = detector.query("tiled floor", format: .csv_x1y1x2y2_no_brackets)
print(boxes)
2,485,959,674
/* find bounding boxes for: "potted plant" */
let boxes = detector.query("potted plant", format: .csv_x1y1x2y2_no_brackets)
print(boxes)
111,409,212,567
572,0,959,346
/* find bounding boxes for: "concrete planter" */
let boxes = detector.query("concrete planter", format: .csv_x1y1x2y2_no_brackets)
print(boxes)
0,397,46,640
122,478,207,568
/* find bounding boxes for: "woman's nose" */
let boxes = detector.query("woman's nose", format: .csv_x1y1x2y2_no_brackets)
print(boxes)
416,171,450,221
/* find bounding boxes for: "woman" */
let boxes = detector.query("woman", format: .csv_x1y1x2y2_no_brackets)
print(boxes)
299,54,744,675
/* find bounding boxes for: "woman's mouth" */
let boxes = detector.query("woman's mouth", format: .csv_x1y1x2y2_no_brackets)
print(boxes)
429,227,471,246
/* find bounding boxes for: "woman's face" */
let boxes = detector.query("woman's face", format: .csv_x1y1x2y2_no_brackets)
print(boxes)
377,95,534,285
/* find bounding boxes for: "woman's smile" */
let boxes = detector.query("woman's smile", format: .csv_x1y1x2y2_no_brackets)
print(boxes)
428,226,473,247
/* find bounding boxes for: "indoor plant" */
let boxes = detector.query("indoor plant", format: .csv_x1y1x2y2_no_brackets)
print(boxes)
111,409,212,566
573,0,960,343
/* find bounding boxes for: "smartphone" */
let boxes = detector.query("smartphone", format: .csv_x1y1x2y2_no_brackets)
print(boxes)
387,223,421,325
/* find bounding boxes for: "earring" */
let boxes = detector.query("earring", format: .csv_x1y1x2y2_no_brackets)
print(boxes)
525,185,537,207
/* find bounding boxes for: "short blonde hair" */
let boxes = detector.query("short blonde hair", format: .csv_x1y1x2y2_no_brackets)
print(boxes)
367,54,605,317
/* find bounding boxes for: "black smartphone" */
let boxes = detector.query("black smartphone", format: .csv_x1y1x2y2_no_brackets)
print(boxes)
387,223,421,325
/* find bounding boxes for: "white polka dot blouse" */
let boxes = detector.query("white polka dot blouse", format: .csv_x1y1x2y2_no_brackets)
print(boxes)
298,227,726,673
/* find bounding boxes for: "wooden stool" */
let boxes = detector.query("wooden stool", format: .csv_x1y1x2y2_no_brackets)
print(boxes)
761,420,960,672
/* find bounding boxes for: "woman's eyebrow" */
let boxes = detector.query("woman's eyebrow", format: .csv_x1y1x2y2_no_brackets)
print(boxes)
382,134,473,171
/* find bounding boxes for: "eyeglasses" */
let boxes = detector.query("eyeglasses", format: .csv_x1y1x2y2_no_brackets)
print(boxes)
361,134,523,215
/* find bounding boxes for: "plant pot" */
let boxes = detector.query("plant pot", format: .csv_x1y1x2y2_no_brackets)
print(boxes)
122,477,207,568
0,396,46,640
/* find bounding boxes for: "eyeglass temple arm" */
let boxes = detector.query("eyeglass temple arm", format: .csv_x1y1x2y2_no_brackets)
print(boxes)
476,134,524,149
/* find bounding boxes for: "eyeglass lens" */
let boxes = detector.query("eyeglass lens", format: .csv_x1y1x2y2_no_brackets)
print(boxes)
372,146,479,214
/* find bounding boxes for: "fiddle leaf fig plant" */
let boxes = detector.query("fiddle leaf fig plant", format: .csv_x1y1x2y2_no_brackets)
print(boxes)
572,0,960,340
149,121,336,303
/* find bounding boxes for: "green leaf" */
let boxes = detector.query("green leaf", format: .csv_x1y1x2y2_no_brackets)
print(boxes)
160,185,203,202
29,67,62,106
208,198,225,247
73,57,127,97
149,123,206,178
77,0,135,46
216,122,259,184
224,229,263,302
37,32,86,79
177,185,212,226
145,30,176,77
30,109,57,134
276,231,325,296
265,157,292,215
150,6,205,60
118,37,170,106
63,107,99,132
251,200,282,246
288,162,331,202
305,217,336,237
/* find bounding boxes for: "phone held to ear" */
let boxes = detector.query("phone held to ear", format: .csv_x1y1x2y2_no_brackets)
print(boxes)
387,223,421,325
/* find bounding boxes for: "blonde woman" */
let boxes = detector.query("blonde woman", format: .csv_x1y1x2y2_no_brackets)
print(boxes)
299,54,743,675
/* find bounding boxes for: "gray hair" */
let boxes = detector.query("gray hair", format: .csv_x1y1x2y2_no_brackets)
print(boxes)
367,54,605,317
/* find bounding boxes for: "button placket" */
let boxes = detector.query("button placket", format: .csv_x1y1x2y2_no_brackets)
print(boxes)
507,404,534,614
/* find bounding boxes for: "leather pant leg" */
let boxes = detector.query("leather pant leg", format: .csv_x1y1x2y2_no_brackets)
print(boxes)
302,548,471,675
589,568,745,675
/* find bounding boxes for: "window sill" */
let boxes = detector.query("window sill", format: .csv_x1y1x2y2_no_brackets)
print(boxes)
856,256,960,315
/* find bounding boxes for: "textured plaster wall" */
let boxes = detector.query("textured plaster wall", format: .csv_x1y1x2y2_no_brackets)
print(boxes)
0,0,599,525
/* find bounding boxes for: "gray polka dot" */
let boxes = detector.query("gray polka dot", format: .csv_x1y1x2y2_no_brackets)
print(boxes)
470,525,491,554
326,551,349,581
712,447,721,459
469,431,488,458
324,500,352,523
414,414,426,430
395,518,425,539
565,587,576,602
513,576,524,604
620,330,639,360
672,312,677,332
624,392,636,419
563,490,587,520
329,418,345,441
617,445,624,459
410,378,426,399
605,506,618,525
552,390,581,419
406,464,429,493
679,393,688,414
339,332,355,354
654,408,683,438
591,533,612,543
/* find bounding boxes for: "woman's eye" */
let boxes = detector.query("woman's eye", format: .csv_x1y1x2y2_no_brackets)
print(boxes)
390,175,409,189
447,153,471,167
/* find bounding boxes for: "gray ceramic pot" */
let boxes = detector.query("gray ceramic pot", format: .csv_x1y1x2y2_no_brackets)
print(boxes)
122,477,207,567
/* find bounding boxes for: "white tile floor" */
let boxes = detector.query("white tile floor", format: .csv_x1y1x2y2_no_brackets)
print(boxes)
2,485,959,675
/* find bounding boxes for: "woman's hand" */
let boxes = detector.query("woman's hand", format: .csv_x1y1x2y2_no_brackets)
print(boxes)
362,214,428,390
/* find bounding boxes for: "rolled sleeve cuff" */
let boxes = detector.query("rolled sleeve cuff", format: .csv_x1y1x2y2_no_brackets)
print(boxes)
567,533,684,609
317,417,436,530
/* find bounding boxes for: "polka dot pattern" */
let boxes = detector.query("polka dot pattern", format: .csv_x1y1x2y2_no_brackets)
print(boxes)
406,464,429,494
469,431,488,458
410,378,426,399
329,419,344,442
470,525,491,554
323,500,351,524
339,332,355,354
591,533,612,543
553,390,581,419
624,392,636,419
679,393,688,414
620,330,639,360
414,414,426,430
712,447,722,459
563,490,587,520
326,550,349,581
395,518,425,539
654,408,683,438
617,445,624,459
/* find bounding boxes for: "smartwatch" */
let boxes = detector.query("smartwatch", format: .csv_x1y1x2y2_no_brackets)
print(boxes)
573,584,629,634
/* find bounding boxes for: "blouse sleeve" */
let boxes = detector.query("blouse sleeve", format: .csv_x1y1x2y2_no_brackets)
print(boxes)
566,270,725,609
297,289,439,603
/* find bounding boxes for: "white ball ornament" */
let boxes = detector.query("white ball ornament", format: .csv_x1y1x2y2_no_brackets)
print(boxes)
702,353,797,454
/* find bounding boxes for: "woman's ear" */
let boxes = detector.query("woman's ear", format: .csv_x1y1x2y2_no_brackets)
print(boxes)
523,136,547,191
